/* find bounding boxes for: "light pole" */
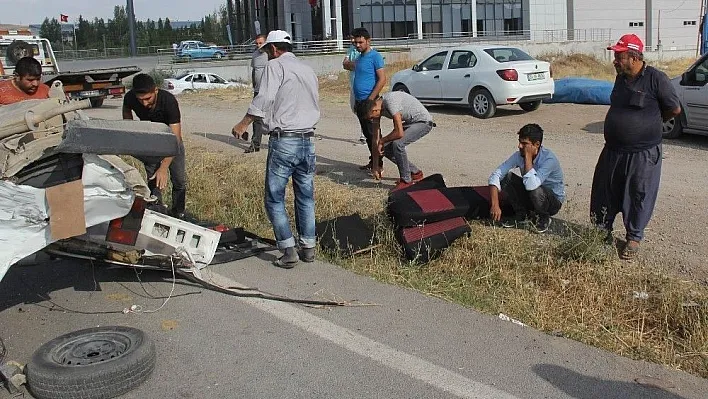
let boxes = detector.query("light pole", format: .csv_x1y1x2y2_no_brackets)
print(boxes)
127,0,138,57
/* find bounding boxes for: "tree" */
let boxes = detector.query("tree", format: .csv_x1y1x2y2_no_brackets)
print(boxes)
39,17,62,43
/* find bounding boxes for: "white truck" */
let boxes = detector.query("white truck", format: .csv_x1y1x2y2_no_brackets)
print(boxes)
0,27,140,107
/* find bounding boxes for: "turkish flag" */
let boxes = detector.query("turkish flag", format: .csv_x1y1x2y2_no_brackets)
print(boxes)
60,14,69,23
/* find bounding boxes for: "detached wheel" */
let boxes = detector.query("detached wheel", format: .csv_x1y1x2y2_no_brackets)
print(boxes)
26,326,156,399
393,84,409,93
469,88,496,119
519,100,541,112
662,116,683,139
89,97,104,108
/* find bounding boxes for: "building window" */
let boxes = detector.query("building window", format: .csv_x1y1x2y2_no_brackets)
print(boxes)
684,20,697,26
629,21,644,27
358,0,523,39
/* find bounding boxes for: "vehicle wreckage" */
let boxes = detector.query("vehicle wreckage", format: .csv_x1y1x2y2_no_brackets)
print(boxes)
0,84,219,280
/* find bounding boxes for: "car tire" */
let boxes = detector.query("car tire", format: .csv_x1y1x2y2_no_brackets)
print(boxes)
6,40,34,64
89,97,104,108
662,116,683,139
393,84,409,94
214,52,224,59
469,88,496,119
519,100,541,112
26,326,156,399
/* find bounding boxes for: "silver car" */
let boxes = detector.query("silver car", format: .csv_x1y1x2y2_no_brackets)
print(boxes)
663,53,708,139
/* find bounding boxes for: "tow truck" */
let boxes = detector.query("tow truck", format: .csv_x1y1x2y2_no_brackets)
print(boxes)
0,27,140,107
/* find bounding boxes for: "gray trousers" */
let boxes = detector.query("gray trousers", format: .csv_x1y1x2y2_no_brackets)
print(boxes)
251,91,266,148
382,121,432,182
590,144,662,242
502,172,562,218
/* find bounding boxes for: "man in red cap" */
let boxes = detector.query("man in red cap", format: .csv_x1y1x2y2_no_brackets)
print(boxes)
590,34,681,260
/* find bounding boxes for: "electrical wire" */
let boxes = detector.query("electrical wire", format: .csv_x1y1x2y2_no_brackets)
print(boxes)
664,0,689,14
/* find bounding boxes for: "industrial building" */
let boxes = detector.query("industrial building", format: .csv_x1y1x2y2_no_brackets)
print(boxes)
232,0,703,50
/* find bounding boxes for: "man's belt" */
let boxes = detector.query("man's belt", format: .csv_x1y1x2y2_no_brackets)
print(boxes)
269,128,315,138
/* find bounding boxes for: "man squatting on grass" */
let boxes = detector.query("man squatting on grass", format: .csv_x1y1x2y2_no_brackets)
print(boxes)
488,124,565,234
343,28,386,173
231,30,320,269
123,73,188,219
359,91,434,192
590,34,680,260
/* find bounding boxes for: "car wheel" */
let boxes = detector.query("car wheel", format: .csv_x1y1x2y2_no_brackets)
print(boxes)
214,52,223,59
393,84,409,94
662,116,683,139
519,100,541,112
26,326,156,399
469,88,496,119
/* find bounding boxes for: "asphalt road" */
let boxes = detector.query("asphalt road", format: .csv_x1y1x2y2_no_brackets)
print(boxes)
1,250,707,398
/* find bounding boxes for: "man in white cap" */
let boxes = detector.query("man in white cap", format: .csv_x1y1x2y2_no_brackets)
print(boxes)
590,33,681,260
231,30,320,269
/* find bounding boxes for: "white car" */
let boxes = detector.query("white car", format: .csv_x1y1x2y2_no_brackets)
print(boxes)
163,72,241,95
390,45,554,118
662,52,708,139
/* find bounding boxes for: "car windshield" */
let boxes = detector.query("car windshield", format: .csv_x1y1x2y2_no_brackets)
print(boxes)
484,48,534,63
175,72,191,79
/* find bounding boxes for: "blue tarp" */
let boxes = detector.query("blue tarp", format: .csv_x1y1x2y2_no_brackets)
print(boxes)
543,77,613,105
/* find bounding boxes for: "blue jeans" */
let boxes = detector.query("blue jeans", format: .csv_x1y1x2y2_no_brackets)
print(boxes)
265,135,317,250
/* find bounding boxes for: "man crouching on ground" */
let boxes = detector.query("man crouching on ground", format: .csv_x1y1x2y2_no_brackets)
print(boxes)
123,73,188,219
231,30,320,269
488,124,565,233
359,90,434,192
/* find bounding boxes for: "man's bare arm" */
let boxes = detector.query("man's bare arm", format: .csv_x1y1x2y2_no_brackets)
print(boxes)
122,107,133,120
369,68,387,100
662,106,681,122
380,113,404,144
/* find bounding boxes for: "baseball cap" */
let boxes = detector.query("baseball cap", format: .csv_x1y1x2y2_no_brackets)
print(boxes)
607,34,644,53
265,30,292,45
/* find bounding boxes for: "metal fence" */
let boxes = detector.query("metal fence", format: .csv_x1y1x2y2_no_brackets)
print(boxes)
54,28,616,63
54,46,163,60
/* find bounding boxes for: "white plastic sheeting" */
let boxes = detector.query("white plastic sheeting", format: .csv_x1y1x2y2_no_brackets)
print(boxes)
0,154,136,282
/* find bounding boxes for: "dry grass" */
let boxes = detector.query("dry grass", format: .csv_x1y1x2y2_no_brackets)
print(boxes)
538,52,696,81
173,145,708,378
168,51,708,378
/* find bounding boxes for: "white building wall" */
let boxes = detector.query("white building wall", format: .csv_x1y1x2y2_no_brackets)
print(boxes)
570,0,701,51
650,0,702,50
526,0,568,41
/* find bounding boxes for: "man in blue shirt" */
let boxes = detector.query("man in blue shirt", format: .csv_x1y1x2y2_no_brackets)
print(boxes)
343,28,386,173
488,124,565,233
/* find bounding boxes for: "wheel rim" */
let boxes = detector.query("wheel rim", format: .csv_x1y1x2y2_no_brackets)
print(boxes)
51,332,131,366
473,94,489,114
662,119,674,133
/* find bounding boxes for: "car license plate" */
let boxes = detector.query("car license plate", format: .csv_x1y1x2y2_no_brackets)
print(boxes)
527,72,545,81
80,90,100,97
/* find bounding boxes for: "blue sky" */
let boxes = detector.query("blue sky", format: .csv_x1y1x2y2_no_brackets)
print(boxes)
0,0,226,25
